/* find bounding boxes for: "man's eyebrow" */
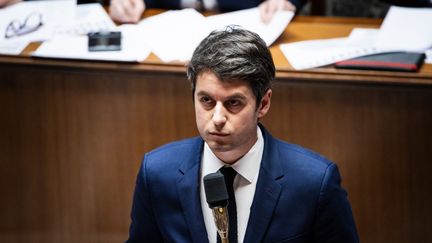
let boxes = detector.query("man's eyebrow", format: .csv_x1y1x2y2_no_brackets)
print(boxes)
225,93,247,100
195,91,211,97
195,91,247,100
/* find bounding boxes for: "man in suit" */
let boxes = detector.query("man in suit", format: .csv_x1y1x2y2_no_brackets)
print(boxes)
126,27,359,242
109,0,307,23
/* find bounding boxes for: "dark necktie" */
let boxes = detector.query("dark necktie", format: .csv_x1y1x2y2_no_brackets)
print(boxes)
217,166,238,243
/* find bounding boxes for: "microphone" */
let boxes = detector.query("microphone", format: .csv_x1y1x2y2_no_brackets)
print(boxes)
203,172,229,243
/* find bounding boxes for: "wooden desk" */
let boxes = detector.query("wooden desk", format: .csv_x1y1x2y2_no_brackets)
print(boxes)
1,14,431,243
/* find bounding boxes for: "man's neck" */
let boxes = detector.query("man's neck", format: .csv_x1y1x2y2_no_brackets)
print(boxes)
213,137,258,165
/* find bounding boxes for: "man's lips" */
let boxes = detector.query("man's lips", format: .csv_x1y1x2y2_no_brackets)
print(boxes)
208,132,229,137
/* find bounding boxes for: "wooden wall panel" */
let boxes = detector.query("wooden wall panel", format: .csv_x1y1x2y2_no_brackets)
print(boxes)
264,81,432,243
0,66,196,242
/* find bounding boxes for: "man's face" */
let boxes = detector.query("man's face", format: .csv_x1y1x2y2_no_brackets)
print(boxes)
194,71,271,163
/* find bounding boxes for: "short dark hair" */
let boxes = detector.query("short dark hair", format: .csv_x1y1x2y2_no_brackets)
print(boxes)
186,27,275,107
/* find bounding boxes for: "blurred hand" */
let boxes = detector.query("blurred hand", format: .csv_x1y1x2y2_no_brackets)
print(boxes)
109,0,145,24
259,0,296,24
0,0,21,8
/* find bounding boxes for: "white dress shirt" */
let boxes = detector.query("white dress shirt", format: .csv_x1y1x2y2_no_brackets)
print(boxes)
200,126,264,243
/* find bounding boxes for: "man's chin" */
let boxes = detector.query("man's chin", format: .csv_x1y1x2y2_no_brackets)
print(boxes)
206,141,231,153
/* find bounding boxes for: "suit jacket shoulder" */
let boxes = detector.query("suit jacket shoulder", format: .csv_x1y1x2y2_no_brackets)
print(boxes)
144,136,203,171
246,126,359,242
127,136,207,243
260,128,334,189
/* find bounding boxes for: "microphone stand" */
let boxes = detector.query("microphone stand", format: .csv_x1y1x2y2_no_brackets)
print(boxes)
212,207,229,243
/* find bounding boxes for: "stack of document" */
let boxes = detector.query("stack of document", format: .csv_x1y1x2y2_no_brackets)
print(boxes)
31,3,152,62
135,8,207,63
136,7,293,62
34,6,293,63
33,7,292,63
52,3,116,36
280,6,432,70
0,0,76,55
0,1,118,56
33,25,150,62
2,2,293,63
32,4,150,62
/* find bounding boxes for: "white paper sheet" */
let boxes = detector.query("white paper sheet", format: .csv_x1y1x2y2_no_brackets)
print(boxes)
205,8,294,46
0,41,28,55
0,0,76,43
0,0,75,55
33,25,150,62
0,1,115,55
426,49,432,64
137,8,208,62
375,6,432,52
280,28,392,70
137,7,293,62
53,3,116,36
280,6,432,70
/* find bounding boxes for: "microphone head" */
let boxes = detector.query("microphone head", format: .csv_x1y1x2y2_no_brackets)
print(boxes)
203,172,229,208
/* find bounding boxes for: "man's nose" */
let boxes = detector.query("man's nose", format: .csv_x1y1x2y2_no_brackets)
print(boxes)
212,103,227,126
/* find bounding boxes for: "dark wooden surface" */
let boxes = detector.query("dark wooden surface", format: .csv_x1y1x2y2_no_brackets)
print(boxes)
0,66,196,242
1,15,432,243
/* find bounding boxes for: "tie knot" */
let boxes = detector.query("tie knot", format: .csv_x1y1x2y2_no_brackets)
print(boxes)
219,166,237,186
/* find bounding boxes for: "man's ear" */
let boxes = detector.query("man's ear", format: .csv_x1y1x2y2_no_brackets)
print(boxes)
257,89,272,119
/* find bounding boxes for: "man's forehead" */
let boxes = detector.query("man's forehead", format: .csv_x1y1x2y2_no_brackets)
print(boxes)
196,77,251,94
196,71,249,88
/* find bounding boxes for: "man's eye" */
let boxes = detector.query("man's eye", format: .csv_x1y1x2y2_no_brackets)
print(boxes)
200,96,211,103
199,97,214,107
226,100,240,107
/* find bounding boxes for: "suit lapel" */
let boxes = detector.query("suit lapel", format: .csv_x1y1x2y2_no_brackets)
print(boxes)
244,126,284,242
177,139,209,243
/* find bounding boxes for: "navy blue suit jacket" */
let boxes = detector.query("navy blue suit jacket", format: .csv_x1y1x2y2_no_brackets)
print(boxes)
144,0,308,12
127,126,359,242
